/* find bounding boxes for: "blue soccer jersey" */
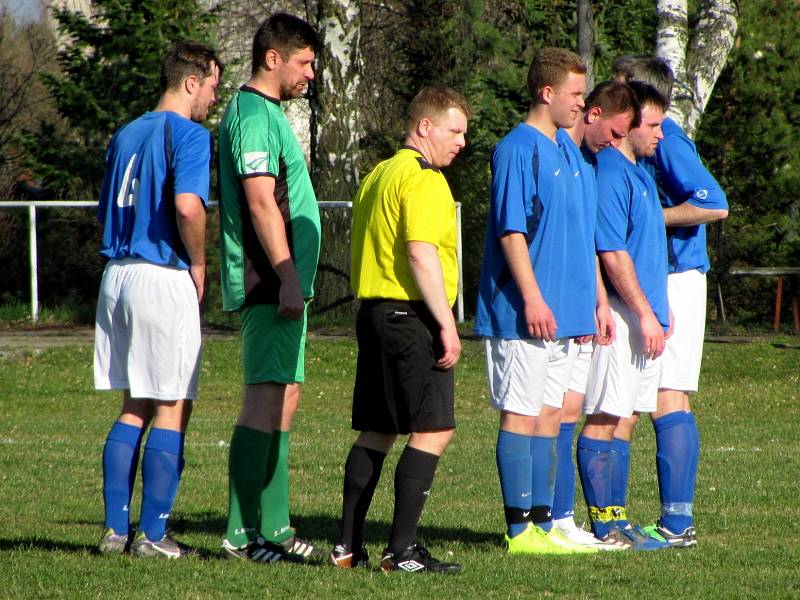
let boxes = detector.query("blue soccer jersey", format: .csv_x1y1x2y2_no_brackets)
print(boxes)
596,147,669,330
98,111,212,269
475,123,597,340
557,128,598,237
642,117,727,274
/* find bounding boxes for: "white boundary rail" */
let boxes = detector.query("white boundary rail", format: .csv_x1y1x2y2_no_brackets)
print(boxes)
1,200,464,323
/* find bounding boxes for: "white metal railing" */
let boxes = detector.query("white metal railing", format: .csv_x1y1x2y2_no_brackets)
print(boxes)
1,200,464,323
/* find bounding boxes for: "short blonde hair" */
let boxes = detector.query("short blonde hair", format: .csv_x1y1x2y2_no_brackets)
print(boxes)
406,86,471,133
527,47,587,102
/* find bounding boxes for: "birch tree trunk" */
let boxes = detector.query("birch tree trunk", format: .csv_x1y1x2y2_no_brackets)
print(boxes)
656,0,738,137
310,0,362,315
577,0,594,90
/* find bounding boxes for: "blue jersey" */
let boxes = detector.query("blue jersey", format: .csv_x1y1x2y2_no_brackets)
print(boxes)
98,111,212,269
596,147,669,329
557,128,598,237
641,117,727,274
475,123,597,340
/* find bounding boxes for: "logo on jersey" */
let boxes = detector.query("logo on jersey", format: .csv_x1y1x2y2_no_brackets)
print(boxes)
554,168,561,176
116,153,139,208
697,189,708,200
244,151,269,174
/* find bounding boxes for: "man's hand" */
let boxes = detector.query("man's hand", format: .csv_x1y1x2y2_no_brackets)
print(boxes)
190,263,206,306
524,297,557,341
436,324,462,370
639,311,665,359
278,276,304,320
594,302,615,346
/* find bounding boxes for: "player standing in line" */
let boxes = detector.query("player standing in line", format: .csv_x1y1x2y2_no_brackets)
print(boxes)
614,56,728,547
474,48,599,555
576,82,673,551
95,41,221,558
551,81,640,548
217,13,322,563
330,86,468,574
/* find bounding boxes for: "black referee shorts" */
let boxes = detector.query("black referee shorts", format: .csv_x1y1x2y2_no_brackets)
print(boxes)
352,299,456,434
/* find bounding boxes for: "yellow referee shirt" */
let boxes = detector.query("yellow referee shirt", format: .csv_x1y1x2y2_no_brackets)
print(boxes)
351,147,458,306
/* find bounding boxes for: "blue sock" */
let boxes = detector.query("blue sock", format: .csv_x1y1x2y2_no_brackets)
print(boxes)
654,411,698,533
552,422,577,521
577,435,613,538
496,430,533,538
102,422,145,535
609,438,631,529
140,428,184,541
530,435,556,532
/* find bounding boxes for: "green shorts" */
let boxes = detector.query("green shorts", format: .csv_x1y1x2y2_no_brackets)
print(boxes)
241,303,308,385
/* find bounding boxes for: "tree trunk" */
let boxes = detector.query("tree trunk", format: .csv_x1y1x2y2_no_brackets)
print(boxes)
577,0,594,90
310,0,362,317
656,0,738,137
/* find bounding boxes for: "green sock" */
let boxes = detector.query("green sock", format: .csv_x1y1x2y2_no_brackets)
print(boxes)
226,426,271,547
260,430,292,543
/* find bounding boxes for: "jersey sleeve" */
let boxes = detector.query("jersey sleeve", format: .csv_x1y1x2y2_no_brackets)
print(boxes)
231,108,282,180
490,141,531,237
655,134,728,210
402,170,452,246
172,124,212,205
595,164,631,252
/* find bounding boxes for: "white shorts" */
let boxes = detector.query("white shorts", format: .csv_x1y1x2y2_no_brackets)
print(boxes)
660,270,706,393
94,259,202,401
484,336,577,417
567,341,594,395
584,297,661,417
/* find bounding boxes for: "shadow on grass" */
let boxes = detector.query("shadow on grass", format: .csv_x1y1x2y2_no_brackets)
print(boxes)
171,511,499,549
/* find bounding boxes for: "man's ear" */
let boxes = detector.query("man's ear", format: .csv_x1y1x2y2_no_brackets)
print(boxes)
540,84,554,105
586,106,603,124
184,74,199,95
264,48,281,70
417,117,432,138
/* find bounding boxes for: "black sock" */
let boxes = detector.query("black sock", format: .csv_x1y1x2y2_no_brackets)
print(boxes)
388,446,439,554
337,444,386,549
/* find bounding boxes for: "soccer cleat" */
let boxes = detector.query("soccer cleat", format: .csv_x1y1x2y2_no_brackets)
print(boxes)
545,526,599,553
624,525,672,550
329,544,369,568
597,527,633,550
553,517,604,548
130,531,195,558
641,522,697,548
281,534,324,562
222,537,287,563
98,528,129,554
379,543,462,574
505,523,577,555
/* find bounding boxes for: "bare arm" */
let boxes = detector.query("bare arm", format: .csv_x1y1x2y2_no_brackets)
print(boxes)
663,202,728,227
407,240,460,369
600,250,664,359
175,193,206,304
243,176,303,319
499,232,556,340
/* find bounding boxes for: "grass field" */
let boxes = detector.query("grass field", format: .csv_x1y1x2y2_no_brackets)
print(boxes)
1,333,799,599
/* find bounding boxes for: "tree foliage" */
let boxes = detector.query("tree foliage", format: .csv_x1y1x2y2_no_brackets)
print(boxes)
21,0,222,198
696,0,800,323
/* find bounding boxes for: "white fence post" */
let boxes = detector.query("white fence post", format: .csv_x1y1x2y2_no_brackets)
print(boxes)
28,205,39,322
456,202,464,323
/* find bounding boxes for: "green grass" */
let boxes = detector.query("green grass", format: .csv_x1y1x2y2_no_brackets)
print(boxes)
1,335,799,598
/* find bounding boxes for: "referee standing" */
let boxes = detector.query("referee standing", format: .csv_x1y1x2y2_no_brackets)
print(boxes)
329,86,470,574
